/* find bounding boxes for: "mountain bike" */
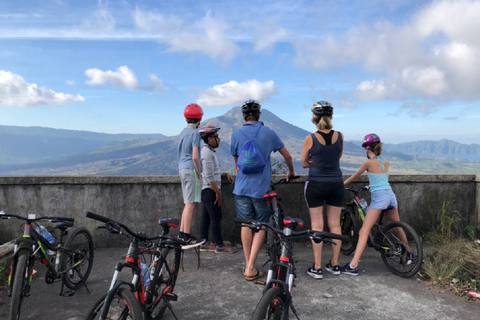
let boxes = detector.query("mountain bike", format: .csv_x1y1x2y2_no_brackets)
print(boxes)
264,176,300,264
237,217,348,320
340,186,423,278
0,211,94,320
85,211,202,320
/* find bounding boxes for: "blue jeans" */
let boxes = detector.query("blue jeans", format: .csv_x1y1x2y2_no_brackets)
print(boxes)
235,195,270,223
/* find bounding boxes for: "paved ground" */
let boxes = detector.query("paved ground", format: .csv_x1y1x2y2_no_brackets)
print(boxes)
1,243,479,320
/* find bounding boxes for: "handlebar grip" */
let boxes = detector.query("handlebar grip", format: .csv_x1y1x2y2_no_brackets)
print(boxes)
234,218,255,224
86,211,111,224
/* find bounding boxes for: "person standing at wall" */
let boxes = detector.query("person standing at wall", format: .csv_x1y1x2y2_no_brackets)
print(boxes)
198,125,236,253
177,103,204,244
231,99,295,281
301,101,344,279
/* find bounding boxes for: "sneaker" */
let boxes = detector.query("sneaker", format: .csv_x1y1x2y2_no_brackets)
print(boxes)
186,236,203,245
407,253,416,265
306,265,323,279
325,261,341,275
200,242,216,252
215,244,237,254
340,263,359,276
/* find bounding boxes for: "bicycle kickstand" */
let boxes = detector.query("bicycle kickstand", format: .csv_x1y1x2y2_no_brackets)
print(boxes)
166,300,179,320
74,266,91,293
290,302,301,320
59,280,75,297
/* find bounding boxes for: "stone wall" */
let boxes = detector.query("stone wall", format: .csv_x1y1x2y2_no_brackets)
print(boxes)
0,175,478,247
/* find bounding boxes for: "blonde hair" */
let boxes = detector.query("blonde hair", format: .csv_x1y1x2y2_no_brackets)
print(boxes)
312,115,333,130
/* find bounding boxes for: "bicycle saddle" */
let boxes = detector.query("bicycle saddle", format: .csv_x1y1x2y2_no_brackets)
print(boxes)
158,217,179,228
55,220,74,230
283,217,304,229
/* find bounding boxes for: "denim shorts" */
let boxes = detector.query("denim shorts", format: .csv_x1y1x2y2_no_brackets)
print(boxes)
370,189,398,210
235,195,270,223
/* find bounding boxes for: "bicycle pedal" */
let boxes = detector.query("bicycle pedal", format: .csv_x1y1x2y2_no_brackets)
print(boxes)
61,290,75,297
255,280,266,286
164,292,178,301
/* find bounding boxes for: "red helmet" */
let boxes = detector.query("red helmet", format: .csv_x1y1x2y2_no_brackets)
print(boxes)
199,126,220,138
184,103,204,120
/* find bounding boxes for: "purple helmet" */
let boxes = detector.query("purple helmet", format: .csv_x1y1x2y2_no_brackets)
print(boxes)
362,133,381,149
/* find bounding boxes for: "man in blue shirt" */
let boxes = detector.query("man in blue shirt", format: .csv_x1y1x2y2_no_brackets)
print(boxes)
231,99,295,280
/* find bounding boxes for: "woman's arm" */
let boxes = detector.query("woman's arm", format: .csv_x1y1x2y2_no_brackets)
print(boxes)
301,135,313,168
344,160,369,185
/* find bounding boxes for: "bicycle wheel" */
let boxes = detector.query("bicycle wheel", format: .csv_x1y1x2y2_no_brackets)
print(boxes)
251,287,289,320
148,247,182,320
340,208,358,255
61,227,94,290
9,249,29,320
85,288,142,320
379,221,423,278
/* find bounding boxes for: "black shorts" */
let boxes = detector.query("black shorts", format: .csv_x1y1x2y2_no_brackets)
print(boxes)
304,181,345,208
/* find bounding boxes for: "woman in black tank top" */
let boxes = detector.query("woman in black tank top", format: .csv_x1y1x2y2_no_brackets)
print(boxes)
301,101,345,279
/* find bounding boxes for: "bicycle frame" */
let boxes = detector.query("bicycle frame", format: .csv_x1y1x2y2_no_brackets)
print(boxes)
5,214,79,297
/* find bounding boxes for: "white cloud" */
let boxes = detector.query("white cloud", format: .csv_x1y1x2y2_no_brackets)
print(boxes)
196,80,275,107
247,20,289,53
85,66,163,92
0,70,85,107
294,0,480,105
134,10,239,62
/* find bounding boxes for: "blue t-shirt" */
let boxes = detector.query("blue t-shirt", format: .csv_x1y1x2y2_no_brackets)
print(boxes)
178,127,201,170
231,122,285,198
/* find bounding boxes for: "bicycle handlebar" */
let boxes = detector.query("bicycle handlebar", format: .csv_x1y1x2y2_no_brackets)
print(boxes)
86,211,163,242
344,185,370,194
235,218,348,243
0,211,74,223
271,175,300,186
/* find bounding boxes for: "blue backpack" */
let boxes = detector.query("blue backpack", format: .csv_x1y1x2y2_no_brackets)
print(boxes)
237,126,266,174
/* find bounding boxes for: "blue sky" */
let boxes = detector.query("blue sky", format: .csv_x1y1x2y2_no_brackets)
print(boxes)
1,0,479,144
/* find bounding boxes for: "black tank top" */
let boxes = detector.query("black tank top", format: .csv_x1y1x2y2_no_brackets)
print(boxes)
307,130,343,182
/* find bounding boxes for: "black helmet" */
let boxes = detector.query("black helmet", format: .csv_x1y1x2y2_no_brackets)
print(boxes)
311,101,333,116
241,99,261,114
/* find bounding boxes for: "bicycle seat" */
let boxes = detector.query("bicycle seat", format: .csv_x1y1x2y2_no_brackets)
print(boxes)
54,220,74,230
158,217,179,229
263,192,278,199
283,217,304,229
381,206,395,215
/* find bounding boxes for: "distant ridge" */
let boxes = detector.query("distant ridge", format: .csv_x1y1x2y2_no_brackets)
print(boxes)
1,109,480,175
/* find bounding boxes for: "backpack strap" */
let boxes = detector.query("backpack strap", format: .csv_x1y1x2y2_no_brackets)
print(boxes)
239,125,262,141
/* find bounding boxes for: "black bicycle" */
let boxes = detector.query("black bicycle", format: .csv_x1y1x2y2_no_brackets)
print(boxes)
85,211,200,320
238,217,348,320
340,186,423,278
0,211,94,320
264,176,300,264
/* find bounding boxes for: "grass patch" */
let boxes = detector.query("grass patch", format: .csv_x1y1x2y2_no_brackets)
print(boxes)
421,201,479,298
0,264,9,285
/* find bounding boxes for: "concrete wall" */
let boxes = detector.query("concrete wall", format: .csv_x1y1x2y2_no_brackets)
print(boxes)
0,175,478,247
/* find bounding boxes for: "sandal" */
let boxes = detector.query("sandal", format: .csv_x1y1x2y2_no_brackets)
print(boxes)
245,269,264,281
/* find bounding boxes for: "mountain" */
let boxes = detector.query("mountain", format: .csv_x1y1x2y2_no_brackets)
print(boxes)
0,125,165,164
1,109,479,175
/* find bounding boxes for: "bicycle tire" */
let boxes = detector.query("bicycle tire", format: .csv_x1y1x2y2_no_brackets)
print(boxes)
9,249,29,320
379,221,423,278
251,287,289,320
85,288,143,320
61,227,94,290
148,247,182,320
340,208,358,255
